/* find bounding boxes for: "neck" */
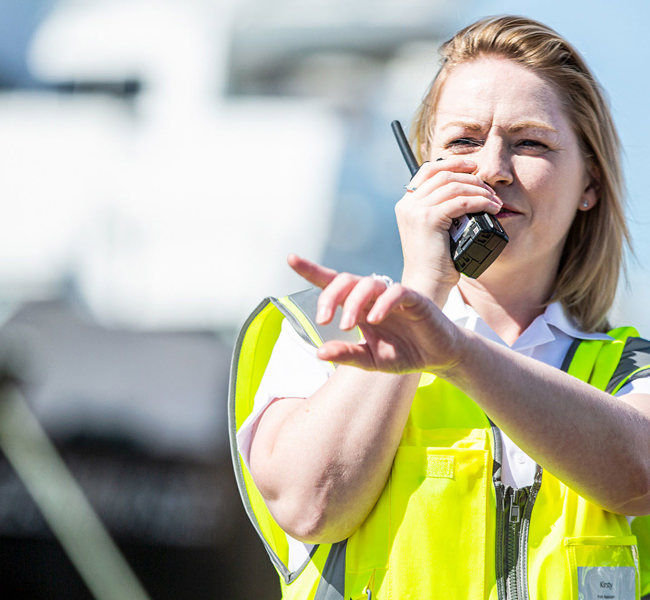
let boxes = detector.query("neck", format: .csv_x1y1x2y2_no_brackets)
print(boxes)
457,264,557,345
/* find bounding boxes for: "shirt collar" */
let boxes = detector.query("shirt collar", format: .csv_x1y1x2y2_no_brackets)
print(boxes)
442,286,612,350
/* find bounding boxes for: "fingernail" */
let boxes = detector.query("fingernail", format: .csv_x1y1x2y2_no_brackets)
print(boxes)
339,311,353,330
316,306,329,324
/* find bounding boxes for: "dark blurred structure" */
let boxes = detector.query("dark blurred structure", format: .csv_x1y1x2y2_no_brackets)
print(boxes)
0,299,279,599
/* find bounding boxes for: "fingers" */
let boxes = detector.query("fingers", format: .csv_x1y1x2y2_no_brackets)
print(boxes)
288,254,411,332
318,275,425,333
402,159,502,217
408,157,477,189
317,273,392,329
315,271,359,325
288,254,397,329
366,283,420,324
413,171,495,203
287,254,339,289
316,340,375,370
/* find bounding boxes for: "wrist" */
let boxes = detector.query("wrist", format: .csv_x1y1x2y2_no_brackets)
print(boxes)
401,268,457,309
425,319,471,380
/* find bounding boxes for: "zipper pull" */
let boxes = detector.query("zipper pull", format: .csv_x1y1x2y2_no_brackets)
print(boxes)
509,494,520,523
500,486,510,513
509,488,528,524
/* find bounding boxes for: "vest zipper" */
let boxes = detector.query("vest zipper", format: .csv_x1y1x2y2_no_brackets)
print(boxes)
490,417,542,600
503,486,529,599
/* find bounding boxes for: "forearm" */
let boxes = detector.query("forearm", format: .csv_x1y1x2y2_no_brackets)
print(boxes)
249,365,420,543
445,329,650,513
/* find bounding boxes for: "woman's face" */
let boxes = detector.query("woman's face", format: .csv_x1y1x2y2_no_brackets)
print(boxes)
429,56,596,276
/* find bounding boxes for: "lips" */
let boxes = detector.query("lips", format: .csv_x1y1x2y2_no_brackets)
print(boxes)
496,204,521,218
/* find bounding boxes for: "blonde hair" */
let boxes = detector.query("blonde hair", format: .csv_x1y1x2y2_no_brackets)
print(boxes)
412,15,629,332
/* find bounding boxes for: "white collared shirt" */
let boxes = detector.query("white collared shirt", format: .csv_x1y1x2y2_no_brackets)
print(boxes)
237,287,650,488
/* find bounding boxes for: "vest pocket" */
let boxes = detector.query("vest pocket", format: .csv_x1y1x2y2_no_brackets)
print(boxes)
385,444,491,599
565,536,640,600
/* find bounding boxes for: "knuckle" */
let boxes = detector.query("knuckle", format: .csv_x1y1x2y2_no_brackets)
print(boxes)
359,276,377,292
473,173,486,187
457,198,471,212
447,181,470,197
434,170,455,185
418,161,437,176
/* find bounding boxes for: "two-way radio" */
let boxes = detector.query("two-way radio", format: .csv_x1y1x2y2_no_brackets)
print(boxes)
390,120,508,279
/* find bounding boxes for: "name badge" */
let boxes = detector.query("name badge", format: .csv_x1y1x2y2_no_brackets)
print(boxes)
577,566,636,600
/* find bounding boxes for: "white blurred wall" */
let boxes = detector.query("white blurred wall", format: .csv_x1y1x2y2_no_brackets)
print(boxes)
0,0,347,330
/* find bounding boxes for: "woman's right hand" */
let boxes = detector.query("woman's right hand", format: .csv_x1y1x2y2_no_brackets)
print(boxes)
288,254,464,376
395,157,502,305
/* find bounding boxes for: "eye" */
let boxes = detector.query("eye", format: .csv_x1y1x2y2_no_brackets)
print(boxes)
516,139,550,152
445,137,483,150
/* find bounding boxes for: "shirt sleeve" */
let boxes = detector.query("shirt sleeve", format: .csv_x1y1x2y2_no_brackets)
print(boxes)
236,318,334,467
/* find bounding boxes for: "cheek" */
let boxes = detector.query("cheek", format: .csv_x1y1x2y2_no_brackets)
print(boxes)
518,160,583,215
516,162,555,202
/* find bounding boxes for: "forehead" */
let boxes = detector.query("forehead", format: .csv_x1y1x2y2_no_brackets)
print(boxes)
434,57,571,132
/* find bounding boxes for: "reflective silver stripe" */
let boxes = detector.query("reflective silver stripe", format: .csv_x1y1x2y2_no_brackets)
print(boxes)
607,337,650,394
229,293,356,591
227,298,295,582
228,297,327,584
313,540,347,600
288,288,362,345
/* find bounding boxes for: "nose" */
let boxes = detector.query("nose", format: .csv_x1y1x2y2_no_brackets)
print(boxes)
475,135,514,188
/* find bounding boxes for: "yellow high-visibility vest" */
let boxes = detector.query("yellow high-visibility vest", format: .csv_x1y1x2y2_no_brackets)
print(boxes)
229,288,650,599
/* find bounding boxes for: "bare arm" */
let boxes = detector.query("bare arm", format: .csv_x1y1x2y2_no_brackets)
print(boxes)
249,366,419,543
446,330,650,515
315,278,650,516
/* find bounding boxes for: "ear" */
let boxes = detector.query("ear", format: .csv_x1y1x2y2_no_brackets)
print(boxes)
578,164,601,212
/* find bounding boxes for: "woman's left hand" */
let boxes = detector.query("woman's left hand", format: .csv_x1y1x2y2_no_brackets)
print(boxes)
288,254,463,375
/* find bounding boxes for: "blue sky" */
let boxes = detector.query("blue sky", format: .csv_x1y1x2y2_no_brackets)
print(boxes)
461,1,650,333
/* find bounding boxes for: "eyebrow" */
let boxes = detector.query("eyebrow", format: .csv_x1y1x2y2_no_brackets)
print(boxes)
509,121,559,135
440,120,560,135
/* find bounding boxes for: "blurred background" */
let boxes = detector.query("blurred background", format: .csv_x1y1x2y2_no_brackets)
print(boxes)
0,0,647,598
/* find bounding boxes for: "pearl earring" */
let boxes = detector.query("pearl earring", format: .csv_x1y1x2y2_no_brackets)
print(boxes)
582,200,589,208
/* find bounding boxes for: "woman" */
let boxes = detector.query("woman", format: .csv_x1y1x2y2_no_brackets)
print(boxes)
230,15,650,600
